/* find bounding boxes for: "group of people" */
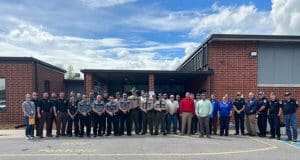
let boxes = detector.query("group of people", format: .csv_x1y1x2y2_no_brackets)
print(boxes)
21,88,298,142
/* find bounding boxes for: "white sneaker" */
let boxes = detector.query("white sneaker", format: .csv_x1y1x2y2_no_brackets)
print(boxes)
25,136,29,140
29,136,34,140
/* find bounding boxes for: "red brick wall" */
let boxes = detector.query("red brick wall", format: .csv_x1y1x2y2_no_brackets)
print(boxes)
0,63,34,128
36,64,64,96
0,62,65,128
84,73,94,95
206,41,300,123
148,74,155,91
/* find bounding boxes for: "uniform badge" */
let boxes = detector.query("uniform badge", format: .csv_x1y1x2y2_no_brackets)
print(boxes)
263,99,267,103
296,101,299,105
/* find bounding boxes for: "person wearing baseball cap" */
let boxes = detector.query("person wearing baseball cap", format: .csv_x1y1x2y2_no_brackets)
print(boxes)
282,92,299,142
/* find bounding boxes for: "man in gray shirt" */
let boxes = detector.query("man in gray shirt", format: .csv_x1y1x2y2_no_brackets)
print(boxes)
22,93,36,140
78,94,92,137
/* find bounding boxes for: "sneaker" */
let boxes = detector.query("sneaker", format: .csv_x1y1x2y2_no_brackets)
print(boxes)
276,137,281,140
292,139,297,142
206,135,211,138
25,136,29,140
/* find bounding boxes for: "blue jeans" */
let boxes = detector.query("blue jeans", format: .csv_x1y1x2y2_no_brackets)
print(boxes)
166,114,178,133
24,116,33,137
284,113,298,140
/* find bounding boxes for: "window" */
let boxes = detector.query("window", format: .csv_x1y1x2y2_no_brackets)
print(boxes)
258,42,300,86
0,78,6,111
44,80,50,92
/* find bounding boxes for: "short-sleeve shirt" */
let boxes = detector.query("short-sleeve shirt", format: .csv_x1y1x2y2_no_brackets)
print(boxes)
233,98,246,112
22,101,36,116
166,100,179,114
77,100,92,113
282,99,299,115
211,100,219,118
219,101,233,117
106,102,118,112
68,103,77,114
57,99,69,113
154,100,166,111
141,99,154,110
257,97,269,115
119,99,130,110
39,99,53,113
93,100,106,113
269,99,281,115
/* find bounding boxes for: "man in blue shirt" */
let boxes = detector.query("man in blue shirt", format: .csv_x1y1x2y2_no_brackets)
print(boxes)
245,92,259,136
209,94,219,135
218,96,233,136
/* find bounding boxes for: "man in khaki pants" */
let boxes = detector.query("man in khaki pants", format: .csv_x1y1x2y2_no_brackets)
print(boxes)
179,92,195,136
245,92,259,136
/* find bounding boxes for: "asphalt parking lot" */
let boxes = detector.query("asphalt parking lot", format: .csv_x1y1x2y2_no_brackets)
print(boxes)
0,130,299,160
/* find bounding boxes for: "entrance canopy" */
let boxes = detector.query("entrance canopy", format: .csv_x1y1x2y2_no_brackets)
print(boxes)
81,69,212,95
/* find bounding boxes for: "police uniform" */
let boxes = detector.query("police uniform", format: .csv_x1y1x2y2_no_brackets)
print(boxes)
154,99,167,135
78,100,92,137
282,96,299,141
49,98,58,136
67,102,79,136
105,101,119,136
233,98,246,135
37,98,53,137
129,95,140,135
56,98,69,137
268,99,281,139
92,100,106,136
257,97,269,137
140,98,154,134
118,99,131,136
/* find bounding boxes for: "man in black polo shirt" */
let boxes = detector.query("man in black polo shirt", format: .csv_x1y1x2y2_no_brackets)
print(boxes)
268,92,282,140
233,92,246,135
54,92,69,137
37,92,53,138
257,91,269,137
282,92,298,142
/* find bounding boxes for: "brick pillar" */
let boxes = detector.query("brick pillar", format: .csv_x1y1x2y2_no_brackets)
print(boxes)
148,74,155,92
84,72,94,95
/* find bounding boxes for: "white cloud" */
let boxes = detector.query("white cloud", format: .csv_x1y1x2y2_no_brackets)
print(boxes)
0,22,196,75
189,3,274,36
80,0,137,8
271,0,300,34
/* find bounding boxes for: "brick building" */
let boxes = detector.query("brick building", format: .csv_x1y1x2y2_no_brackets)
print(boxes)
1,34,300,128
0,57,66,128
82,34,300,124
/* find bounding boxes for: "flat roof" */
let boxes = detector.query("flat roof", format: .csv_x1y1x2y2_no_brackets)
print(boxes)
177,34,300,71
0,57,66,73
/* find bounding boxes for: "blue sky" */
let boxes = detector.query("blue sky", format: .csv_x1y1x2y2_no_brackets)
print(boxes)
0,0,299,74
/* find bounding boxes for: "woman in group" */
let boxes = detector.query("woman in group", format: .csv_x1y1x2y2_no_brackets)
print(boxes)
67,96,79,137
218,96,233,136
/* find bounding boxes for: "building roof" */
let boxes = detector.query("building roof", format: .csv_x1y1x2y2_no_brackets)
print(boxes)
81,69,211,84
176,34,300,71
0,57,66,73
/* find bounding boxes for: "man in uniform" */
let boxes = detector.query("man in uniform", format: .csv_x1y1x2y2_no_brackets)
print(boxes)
154,93,167,135
105,96,119,136
282,92,298,142
49,92,58,137
37,92,53,138
233,92,246,135
245,92,259,136
257,91,269,137
78,94,92,137
268,92,282,140
140,93,154,135
31,92,39,137
102,91,109,135
118,93,132,136
92,95,106,137
54,92,69,138
129,88,140,135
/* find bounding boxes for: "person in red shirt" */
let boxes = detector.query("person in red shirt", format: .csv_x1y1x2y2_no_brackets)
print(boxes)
179,92,195,135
